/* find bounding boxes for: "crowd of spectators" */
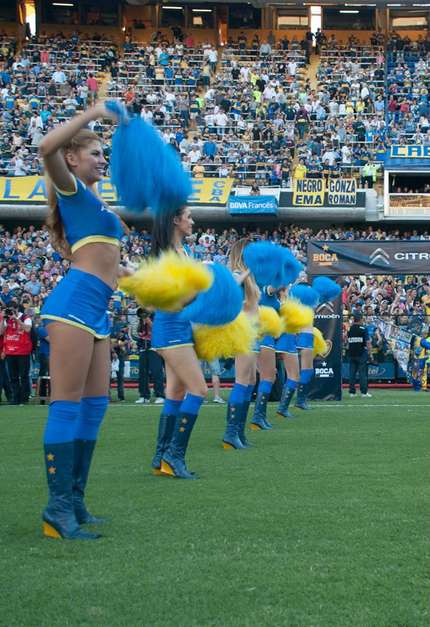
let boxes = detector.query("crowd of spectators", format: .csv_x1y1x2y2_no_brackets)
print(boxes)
2,27,430,397
0,28,411,187
2,29,430,185
0,32,117,176
386,33,430,146
1,221,430,399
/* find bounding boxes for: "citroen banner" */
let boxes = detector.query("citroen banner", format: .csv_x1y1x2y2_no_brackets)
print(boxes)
308,240,430,276
309,297,343,401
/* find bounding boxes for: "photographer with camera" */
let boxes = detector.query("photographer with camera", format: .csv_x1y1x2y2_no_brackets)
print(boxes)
111,326,131,402
0,304,33,405
135,308,165,404
0,312,11,403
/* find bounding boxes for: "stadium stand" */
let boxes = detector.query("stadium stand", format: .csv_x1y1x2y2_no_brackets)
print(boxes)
2,5,430,391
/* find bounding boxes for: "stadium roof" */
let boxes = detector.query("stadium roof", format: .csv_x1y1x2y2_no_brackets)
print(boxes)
127,0,430,6
127,0,430,5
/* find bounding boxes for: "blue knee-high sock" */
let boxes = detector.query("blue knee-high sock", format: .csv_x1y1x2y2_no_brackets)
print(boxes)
258,380,272,396
285,379,298,391
300,369,314,385
44,400,80,444
229,383,247,404
163,398,182,416
180,393,205,416
245,384,254,402
74,396,109,441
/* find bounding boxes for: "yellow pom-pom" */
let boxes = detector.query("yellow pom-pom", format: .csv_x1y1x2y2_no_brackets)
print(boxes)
193,312,257,361
279,299,314,334
313,327,328,357
258,306,283,339
118,251,212,311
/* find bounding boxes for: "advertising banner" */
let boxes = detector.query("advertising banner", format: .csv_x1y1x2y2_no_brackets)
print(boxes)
290,178,361,208
326,178,357,206
342,361,396,381
308,240,430,276
385,145,430,170
228,195,278,215
390,145,430,159
309,297,342,401
0,176,234,206
292,178,325,206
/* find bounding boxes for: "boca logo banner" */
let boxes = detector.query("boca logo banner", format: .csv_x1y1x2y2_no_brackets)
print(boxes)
308,240,430,275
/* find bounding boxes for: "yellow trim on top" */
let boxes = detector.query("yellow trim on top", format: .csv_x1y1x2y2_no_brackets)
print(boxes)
41,315,110,339
155,342,194,351
71,236,121,253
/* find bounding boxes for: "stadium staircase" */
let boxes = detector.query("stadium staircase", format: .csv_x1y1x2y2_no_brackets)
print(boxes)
97,71,111,99
306,51,320,92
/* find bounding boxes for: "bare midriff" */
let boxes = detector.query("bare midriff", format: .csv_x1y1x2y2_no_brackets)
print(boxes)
71,242,121,289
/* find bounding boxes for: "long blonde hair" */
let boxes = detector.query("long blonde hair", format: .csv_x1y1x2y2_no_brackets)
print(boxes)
229,239,260,310
45,129,101,259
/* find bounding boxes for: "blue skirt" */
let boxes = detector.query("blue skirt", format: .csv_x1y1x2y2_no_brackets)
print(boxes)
41,268,113,339
296,331,314,350
152,311,194,350
259,335,276,351
276,332,298,354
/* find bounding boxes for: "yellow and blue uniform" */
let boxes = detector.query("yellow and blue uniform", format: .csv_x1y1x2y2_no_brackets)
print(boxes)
232,270,259,354
296,329,314,350
151,244,194,350
259,286,280,351
276,332,298,354
41,176,124,338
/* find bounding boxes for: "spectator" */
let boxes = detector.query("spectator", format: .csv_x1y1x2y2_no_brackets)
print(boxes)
134,308,164,404
1,304,33,405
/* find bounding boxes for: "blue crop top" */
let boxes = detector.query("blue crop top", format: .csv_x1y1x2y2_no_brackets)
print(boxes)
56,176,124,254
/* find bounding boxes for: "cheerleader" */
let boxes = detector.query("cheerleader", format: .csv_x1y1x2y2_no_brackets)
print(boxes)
39,103,126,539
250,285,280,431
276,331,300,418
277,283,319,416
150,207,208,479
222,239,260,449
295,325,315,410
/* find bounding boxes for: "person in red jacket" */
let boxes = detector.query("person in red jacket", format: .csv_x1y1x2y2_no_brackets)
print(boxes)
0,305,33,405
0,321,11,403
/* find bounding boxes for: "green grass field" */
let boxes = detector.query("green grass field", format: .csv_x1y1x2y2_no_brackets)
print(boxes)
1,389,429,627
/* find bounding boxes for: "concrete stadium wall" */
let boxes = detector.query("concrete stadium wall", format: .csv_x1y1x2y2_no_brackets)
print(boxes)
39,23,122,44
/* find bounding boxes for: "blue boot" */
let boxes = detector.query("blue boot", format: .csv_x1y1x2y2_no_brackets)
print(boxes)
252,390,273,430
277,385,296,418
295,384,312,410
223,403,246,449
43,442,100,540
151,413,176,475
72,439,106,525
238,400,252,447
161,413,198,479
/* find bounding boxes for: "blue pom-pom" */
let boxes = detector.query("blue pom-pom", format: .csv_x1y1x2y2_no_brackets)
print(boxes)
105,100,129,123
278,248,303,287
109,115,192,214
179,264,243,325
243,242,302,288
290,284,320,308
312,277,341,303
